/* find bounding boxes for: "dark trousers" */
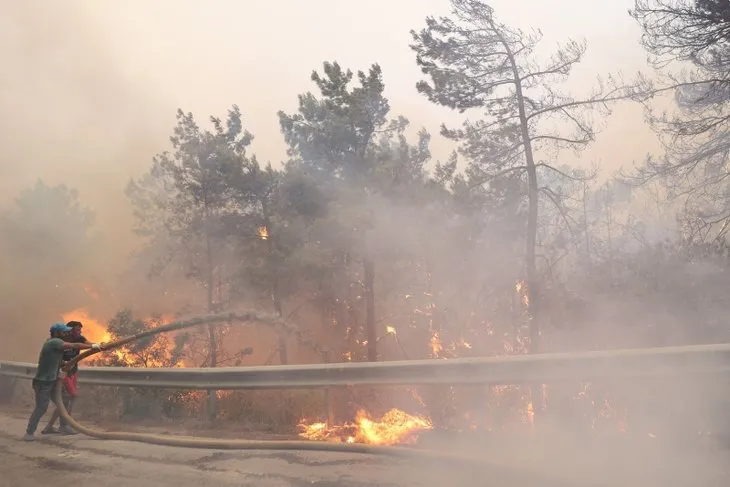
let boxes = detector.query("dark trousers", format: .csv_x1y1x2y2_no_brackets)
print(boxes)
25,379,66,435
45,376,76,429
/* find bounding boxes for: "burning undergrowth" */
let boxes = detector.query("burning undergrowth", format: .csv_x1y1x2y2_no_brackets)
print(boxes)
63,307,183,368
62,279,636,446
291,381,631,447
298,408,433,445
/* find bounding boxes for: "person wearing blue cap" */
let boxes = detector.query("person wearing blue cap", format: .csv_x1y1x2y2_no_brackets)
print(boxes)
42,320,89,435
23,323,102,441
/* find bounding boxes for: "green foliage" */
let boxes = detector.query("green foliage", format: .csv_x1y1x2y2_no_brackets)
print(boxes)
279,62,392,182
276,61,445,359
126,106,254,270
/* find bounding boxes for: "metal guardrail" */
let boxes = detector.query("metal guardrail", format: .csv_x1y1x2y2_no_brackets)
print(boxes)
2,343,730,389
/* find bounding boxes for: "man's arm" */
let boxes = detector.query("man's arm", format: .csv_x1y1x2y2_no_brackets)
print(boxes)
62,342,102,351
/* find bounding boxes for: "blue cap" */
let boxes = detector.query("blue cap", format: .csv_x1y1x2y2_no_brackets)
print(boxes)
50,323,72,334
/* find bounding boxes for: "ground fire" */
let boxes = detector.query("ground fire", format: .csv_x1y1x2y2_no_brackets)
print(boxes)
298,409,433,445
60,280,628,444
258,225,269,240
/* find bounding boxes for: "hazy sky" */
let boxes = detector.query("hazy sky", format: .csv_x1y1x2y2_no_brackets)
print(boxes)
1,0,660,254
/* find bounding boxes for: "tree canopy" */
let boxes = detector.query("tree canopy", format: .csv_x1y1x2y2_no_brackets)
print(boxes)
630,0,730,239
7,0,730,436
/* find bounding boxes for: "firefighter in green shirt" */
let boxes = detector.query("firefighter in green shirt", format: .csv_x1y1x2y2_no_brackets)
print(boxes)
23,323,102,441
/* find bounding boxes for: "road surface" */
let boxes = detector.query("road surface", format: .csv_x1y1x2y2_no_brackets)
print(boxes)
1,410,729,486
0,411,556,487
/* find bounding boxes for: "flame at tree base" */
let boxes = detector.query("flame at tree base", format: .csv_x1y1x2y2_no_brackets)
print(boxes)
298,409,433,445
61,307,180,368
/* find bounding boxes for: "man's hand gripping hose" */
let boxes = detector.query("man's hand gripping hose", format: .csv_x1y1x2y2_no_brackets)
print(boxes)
50,311,479,464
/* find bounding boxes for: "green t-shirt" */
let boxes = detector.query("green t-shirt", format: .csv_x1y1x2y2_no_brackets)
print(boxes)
35,337,65,382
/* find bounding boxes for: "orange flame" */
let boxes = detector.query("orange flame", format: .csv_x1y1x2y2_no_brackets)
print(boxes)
258,226,269,240
61,308,178,367
61,308,110,343
429,331,443,358
515,280,529,307
526,402,535,428
298,409,432,445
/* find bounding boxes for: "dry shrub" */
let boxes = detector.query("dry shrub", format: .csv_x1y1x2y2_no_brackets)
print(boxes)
72,384,325,433
216,389,325,432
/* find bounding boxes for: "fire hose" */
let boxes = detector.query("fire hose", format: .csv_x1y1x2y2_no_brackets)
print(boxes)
51,312,476,463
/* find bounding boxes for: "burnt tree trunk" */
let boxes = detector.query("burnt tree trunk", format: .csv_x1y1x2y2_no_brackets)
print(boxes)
500,29,543,422
271,248,287,365
262,203,288,366
205,230,218,422
364,258,377,362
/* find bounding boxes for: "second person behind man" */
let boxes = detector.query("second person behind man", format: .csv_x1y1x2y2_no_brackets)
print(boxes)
41,320,89,435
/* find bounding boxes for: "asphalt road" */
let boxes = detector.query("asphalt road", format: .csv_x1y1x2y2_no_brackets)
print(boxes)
1,410,729,487
0,412,546,487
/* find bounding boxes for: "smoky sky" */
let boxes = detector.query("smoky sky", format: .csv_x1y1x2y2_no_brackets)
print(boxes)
0,0,663,357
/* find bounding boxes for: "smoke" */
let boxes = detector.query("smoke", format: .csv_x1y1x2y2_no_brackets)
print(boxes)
0,2,727,484
0,0,661,357
286,162,730,486
0,2,172,358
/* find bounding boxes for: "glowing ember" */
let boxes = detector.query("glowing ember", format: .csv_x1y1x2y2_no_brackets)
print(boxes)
258,226,269,240
515,280,529,306
526,402,535,427
386,325,397,335
429,331,443,358
298,409,433,445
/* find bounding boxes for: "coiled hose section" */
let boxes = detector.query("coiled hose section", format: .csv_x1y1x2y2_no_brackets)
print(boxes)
51,312,475,463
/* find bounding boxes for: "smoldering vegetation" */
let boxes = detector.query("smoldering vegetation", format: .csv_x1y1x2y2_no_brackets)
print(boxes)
3,0,730,485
